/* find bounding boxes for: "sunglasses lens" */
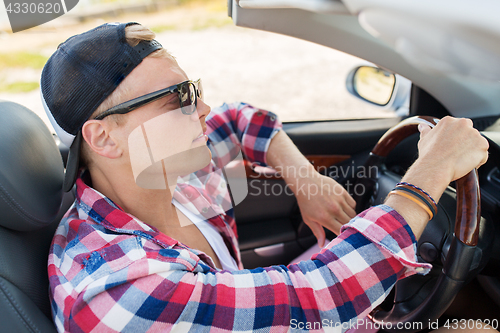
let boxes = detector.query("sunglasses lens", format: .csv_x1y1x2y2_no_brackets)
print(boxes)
196,80,203,100
178,82,195,115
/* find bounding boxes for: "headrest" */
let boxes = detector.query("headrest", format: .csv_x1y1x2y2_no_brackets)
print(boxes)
0,101,64,231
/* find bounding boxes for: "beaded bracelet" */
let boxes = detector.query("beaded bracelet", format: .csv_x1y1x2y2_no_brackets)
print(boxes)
389,182,438,220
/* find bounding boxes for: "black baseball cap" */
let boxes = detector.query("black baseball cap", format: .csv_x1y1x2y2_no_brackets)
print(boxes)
41,22,163,192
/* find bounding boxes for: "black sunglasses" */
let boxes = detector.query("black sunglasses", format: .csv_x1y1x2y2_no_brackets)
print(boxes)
94,79,203,120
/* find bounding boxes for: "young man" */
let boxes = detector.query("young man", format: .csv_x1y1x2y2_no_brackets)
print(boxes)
44,22,488,332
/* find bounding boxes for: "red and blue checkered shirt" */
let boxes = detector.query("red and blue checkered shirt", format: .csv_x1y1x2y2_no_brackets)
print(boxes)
48,102,431,332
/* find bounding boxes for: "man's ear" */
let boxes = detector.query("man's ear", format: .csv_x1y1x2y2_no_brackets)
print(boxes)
81,120,123,159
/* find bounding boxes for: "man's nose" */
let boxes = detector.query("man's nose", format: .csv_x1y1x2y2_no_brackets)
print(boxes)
192,99,211,121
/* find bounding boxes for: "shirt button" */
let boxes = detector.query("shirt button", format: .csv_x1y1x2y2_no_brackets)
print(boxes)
221,182,226,188
202,207,209,214
415,267,425,273
256,111,262,117
270,115,276,121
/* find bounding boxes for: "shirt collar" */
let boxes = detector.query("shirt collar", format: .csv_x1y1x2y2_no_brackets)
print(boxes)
75,175,181,249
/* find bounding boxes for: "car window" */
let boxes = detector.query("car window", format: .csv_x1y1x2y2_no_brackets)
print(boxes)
164,27,401,123
0,0,399,133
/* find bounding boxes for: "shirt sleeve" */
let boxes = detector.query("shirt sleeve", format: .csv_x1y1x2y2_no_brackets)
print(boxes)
64,205,432,332
206,102,282,169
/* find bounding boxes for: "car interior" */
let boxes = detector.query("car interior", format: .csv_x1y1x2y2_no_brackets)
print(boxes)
229,0,500,330
1,0,500,332
2,85,499,332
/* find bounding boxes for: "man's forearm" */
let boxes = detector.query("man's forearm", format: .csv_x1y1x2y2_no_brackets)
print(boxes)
384,158,451,240
266,130,315,189
267,129,444,240
266,130,356,242
265,119,487,243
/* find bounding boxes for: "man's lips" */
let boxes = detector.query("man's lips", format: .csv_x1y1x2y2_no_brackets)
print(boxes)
192,125,208,143
193,132,208,143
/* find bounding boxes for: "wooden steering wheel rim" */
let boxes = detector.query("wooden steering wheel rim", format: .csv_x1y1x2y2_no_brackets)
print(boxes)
371,116,481,246
366,116,482,332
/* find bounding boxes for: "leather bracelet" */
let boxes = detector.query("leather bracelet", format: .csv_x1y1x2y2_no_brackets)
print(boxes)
389,189,434,220
390,182,438,220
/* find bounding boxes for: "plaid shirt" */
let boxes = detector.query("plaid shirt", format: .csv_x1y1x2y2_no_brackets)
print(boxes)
48,102,431,332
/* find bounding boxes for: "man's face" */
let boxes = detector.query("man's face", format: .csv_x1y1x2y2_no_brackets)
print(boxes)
114,57,212,188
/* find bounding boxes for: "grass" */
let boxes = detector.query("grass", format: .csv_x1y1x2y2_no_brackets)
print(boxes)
0,52,48,70
150,0,231,32
150,11,232,32
0,81,39,93
0,52,45,93
151,24,177,33
0,0,229,94
204,0,228,12
177,0,218,6
192,17,233,30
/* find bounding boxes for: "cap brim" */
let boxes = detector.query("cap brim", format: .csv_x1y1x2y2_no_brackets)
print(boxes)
63,131,81,192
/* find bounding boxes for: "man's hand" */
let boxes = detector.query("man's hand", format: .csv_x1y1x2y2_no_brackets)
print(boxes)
385,116,489,239
417,117,489,186
292,171,356,247
266,131,356,247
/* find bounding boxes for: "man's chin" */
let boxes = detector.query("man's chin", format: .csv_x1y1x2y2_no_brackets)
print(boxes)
133,146,213,189
177,145,212,176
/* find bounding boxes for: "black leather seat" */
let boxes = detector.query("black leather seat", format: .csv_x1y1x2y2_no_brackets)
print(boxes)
0,100,73,332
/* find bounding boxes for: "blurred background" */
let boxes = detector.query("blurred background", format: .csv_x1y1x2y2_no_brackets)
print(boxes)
0,0,394,133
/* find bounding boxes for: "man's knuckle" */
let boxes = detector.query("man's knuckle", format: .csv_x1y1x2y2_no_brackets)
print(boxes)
330,205,340,216
441,116,453,123
482,138,490,150
460,117,473,125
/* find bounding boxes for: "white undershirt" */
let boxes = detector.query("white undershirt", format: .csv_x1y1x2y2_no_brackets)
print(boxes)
172,199,239,271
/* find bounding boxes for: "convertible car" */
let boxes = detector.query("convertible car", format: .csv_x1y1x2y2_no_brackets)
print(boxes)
0,0,499,332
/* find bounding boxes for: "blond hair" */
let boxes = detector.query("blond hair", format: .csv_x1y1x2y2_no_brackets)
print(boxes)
93,24,176,119
81,24,176,168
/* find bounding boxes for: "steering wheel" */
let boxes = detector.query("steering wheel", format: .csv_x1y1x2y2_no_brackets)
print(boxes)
354,116,482,332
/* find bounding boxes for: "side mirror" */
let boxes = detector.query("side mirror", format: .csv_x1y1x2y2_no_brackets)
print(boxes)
352,66,395,105
346,65,411,116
